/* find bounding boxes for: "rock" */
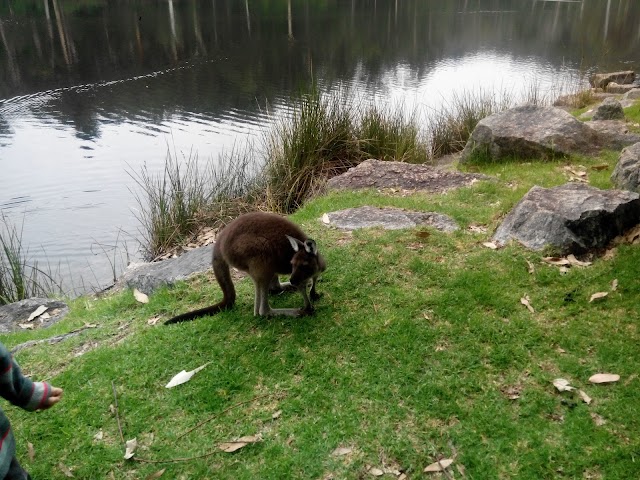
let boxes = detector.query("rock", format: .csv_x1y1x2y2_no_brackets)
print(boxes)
611,142,640,193
115,244,213,295
586,120,640,151
326,159,489,192
492,183,640,254
323,206,459,232
623,88,640,101
605,82,637,94
461,105,604,162
589,71,635,89
592,97,624,120
0,298,69,333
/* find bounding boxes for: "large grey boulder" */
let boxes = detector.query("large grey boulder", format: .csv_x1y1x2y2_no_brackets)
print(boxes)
115,244,213,295
323,206,459,232
611,143,640,193
492,183,640,254
605,82,637,94
622,88,640,101
587,120,640,150
589,71,635,89
0,298,69,333
592,97,624,120
461,106,604,162
327,159,489,192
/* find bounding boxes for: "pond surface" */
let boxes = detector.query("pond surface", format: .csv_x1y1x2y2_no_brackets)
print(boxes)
1,0,639,295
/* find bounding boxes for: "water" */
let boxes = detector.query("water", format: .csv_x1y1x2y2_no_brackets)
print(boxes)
1,0,639,295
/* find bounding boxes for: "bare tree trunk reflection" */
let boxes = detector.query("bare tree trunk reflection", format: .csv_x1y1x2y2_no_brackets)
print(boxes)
0,19,20,85
604,0,611,40
168,0,177,61
51,0,70,65
288,0,293,40
245,0,251,37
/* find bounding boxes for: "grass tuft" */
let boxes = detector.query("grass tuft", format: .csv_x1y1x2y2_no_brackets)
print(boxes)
0,215,61,304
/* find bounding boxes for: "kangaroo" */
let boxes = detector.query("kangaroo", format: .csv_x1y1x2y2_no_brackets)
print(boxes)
165,212,326,324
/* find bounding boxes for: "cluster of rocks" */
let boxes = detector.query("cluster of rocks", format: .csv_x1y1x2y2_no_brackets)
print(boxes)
3,71,640,334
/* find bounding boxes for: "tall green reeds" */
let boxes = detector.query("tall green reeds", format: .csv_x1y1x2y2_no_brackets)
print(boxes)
0,216,60,305
130,146,262,260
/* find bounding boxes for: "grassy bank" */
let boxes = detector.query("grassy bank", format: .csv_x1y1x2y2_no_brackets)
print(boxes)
4,148,639,479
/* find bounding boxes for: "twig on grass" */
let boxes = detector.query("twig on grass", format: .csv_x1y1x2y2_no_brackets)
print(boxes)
133,450,222,465
177,391,283,440
111,381,125,444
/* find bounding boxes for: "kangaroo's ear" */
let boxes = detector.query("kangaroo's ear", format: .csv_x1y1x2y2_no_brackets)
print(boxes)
286,235,303,252
304,239,318,255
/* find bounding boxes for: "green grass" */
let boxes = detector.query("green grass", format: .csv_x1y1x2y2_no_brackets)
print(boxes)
4,154,639,479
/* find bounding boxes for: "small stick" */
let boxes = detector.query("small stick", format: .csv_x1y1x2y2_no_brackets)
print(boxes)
177,392,280,440
111,381,125,444
134,450,221,464
438,459,454,480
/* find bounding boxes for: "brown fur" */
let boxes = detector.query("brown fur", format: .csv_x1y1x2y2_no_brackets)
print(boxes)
165,212,326,324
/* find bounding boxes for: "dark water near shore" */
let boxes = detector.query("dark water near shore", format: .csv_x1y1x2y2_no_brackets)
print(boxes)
1,0,639,295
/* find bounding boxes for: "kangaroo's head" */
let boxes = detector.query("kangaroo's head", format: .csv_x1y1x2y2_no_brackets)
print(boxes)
286,235,326,288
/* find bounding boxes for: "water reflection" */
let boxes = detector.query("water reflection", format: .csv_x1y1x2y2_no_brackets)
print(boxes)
0,0,639,294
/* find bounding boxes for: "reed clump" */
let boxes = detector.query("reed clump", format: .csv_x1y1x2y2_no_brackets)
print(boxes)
0,216,61,305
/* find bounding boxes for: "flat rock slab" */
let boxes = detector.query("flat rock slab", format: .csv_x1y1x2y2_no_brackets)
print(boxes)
323,206,459,232
326,159,489,192
0,298,69,333
493,183,640,253
115,244,213,295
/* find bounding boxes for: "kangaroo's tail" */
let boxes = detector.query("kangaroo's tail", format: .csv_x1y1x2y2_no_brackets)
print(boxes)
164,251,237,325
164,303,227,324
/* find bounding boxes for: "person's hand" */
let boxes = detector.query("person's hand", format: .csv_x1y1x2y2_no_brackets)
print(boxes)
41,386,63,409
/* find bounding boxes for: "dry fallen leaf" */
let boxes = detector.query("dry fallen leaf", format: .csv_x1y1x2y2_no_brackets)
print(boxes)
368,466,384,477
543,257,571,266
591,412,606,426
520,295,535,313
589,373,620,384
559,266,569,275
124,438,137,459
145,469,166,480
218,435,261,453
553,378,575,392
165,363,210,388
578,390,592,405
566,254,592,267
482,242,498,250
147,316,161,326
58,463,74,478
272,410,282,420
589,292,608,303
526,260,535,274
468,224,487,234
424,458,454,473
93,430,104,442
591,164,609,171
415,230,431,239
18,323,35,330
332,446,353,457
27,442,35,462
610,279,618,291
27,305,48,322
133,289,149,304
321,213,330,224
603,248,617,260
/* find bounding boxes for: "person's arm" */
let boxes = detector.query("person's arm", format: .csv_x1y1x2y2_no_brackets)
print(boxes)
0,343,62,411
